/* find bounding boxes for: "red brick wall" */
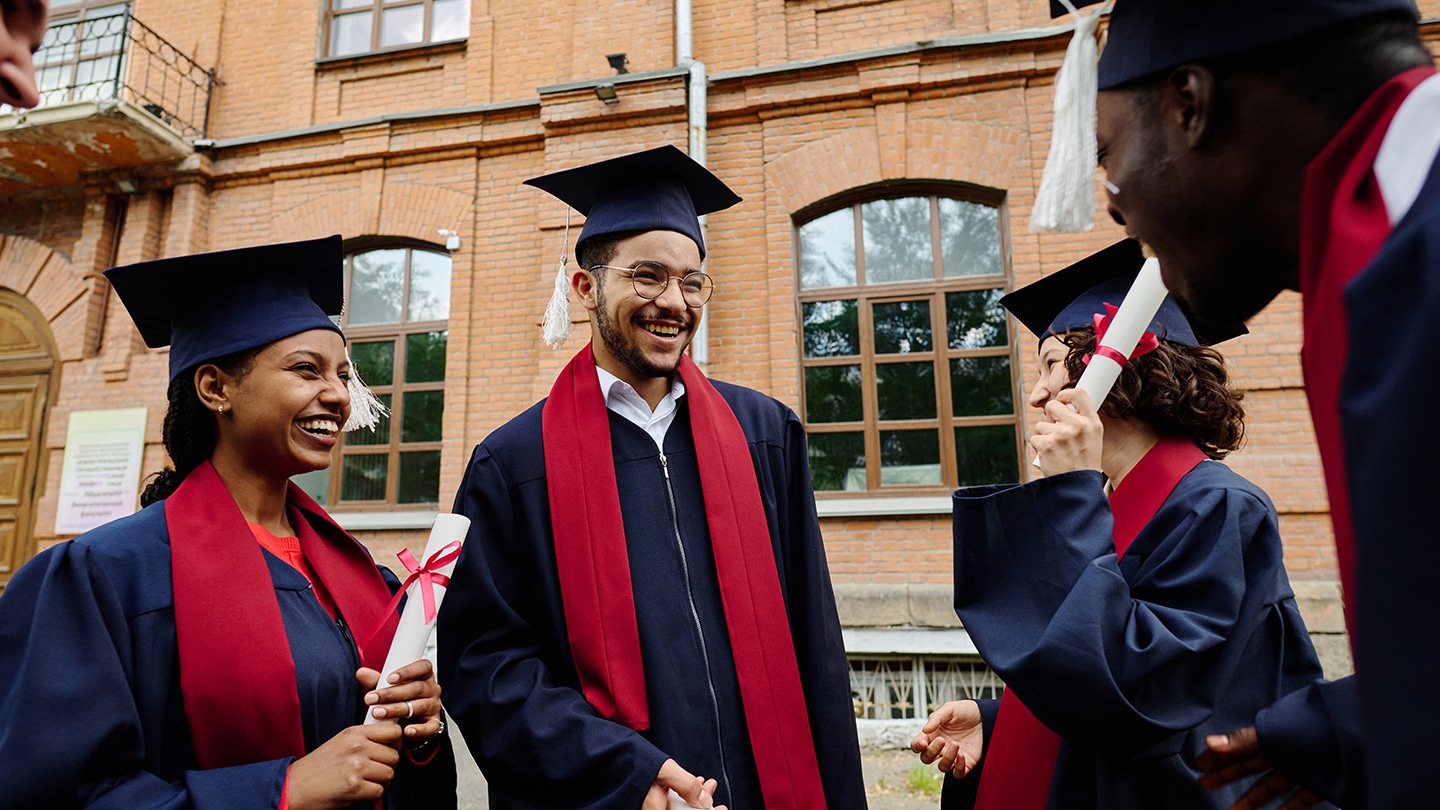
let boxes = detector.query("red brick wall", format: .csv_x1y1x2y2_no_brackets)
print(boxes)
6,2,1440,587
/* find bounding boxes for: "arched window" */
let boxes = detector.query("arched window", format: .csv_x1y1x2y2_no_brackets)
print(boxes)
796,191,1021,493
294,244,451,507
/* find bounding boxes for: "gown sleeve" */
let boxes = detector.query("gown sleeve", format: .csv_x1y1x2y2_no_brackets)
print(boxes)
1255,676,1365,807
772,410,868,809
436,444,668,809
0,541,291,810
952,468,1293,758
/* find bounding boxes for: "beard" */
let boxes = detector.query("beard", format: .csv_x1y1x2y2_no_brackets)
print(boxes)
594,282,691,380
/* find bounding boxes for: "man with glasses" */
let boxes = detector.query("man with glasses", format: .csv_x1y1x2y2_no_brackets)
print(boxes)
438,146,866,810
0,0,47,108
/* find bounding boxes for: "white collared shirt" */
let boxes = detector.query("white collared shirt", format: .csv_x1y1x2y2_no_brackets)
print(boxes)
595,364,686,451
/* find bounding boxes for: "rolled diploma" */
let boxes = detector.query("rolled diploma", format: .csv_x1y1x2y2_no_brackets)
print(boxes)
1075,255,1168,407
1033,256,1169,469
363,512,471,724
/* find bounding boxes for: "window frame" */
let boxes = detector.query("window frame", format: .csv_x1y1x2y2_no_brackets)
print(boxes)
317,242,450,510
794,186,1025,498
320,0,468,59
33,1,131,107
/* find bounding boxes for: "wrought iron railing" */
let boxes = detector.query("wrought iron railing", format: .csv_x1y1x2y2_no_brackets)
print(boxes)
14,11,218,139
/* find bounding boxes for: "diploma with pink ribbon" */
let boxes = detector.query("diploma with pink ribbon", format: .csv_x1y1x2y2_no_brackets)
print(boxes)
1033,255,1169,470
1074,255,1168,407
364,512,470,725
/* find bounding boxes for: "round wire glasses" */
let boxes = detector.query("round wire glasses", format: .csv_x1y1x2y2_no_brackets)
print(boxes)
589,264,715,307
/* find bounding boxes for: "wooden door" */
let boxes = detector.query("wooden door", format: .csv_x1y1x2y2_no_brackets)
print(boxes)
0,375,47,590
0,290,58,592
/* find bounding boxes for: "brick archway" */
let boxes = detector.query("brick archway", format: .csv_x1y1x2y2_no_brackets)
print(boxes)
269,181,475,245
764,119,1028,215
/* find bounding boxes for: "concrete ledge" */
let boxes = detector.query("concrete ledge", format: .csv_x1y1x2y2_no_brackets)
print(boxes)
331,510,440,531
835,582,960,628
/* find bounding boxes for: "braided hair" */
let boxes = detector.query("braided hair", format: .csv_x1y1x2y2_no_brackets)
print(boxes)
139,349,258,506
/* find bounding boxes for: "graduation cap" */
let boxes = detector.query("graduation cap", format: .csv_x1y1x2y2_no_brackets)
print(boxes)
1031,0,1418,233
525,144,743,348
104,235,388,431
1050,0,1420,90
1001,240,1247,347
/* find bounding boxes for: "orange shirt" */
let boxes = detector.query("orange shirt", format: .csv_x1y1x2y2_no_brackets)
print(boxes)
248,522,340,620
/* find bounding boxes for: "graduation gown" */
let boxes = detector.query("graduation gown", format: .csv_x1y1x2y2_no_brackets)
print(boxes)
437,380,866,809
1254,69,1440,810
942,461,1326,810
0,500,457,810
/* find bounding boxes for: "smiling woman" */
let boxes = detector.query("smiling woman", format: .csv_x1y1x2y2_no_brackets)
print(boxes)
0,237,458,808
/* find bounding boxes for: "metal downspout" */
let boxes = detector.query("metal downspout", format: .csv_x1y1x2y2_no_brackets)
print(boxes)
678,0,711,364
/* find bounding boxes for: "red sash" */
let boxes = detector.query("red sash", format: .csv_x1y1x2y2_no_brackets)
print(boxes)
169,460,399,769
974,436,1208,810
542,344,826,808
1298,65,1435,640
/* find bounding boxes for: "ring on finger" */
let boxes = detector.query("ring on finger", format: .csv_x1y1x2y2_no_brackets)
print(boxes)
406,699,414,718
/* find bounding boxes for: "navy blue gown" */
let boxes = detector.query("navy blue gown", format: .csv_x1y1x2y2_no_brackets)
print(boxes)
0,501,457,809
437,381,866,810
1258,119,1440,810
942,462,1326,809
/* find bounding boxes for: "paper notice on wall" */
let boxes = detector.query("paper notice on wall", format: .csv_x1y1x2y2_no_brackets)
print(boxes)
55,408,148,535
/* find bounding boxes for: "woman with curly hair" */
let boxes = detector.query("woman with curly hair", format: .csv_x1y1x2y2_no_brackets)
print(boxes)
911,241,1327,810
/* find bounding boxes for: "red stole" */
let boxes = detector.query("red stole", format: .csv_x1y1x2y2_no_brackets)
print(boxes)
542,344,826,808
1298,65,1435,640
168,460,400,769
974,436,1208,810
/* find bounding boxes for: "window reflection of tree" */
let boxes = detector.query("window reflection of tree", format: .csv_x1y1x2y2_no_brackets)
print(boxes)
803,300,859,358
873,301,932,354
947,290,1006,349
797,192,1016,492
799,209,857,289
349,250,405,324
863,198,933,284
940,200,1004,278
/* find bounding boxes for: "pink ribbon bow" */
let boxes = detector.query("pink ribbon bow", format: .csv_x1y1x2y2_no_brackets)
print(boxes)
1083,302,1160,367
392,540,463,625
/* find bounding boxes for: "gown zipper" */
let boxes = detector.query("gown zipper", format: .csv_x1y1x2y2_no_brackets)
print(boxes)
659,452,734,804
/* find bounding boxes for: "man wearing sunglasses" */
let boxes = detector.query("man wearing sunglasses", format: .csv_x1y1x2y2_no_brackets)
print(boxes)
438,146,866,810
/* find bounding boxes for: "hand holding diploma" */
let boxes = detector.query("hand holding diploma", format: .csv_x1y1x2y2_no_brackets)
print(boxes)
362,513,470,753
1032,252,1168,471
1029,387,1104,476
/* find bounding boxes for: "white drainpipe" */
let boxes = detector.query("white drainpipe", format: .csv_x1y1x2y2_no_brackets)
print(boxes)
678,0,711,363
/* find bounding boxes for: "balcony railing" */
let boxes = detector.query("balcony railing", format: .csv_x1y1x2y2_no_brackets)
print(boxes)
19,11,218,139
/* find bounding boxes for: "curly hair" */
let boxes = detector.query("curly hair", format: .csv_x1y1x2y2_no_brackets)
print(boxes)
139,349,258,506
1057,327,1246,460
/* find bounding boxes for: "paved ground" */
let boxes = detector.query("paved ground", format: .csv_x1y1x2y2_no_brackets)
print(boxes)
453,719,941,809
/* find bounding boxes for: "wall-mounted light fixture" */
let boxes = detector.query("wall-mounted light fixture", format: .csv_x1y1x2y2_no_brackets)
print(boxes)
594,83,619,105
606,53,629,74
437,229,461,251
116,178,139,194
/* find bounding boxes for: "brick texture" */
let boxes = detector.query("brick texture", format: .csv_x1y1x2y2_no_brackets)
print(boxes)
5,1,1440,605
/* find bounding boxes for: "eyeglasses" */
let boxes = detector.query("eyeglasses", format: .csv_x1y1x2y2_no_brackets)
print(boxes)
588,264,715,307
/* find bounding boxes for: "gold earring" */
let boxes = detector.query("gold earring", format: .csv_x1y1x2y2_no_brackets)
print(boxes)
217,404,225,415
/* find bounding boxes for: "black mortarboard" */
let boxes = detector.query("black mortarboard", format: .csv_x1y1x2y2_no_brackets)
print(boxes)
105,236,345,382
1050,0,1419,89
524,144,742,261
1002,240,1246,346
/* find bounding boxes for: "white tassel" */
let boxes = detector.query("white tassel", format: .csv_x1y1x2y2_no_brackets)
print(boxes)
541,260,572,349
1030,4,1102,234
343,351,390,432
541,211,574,349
